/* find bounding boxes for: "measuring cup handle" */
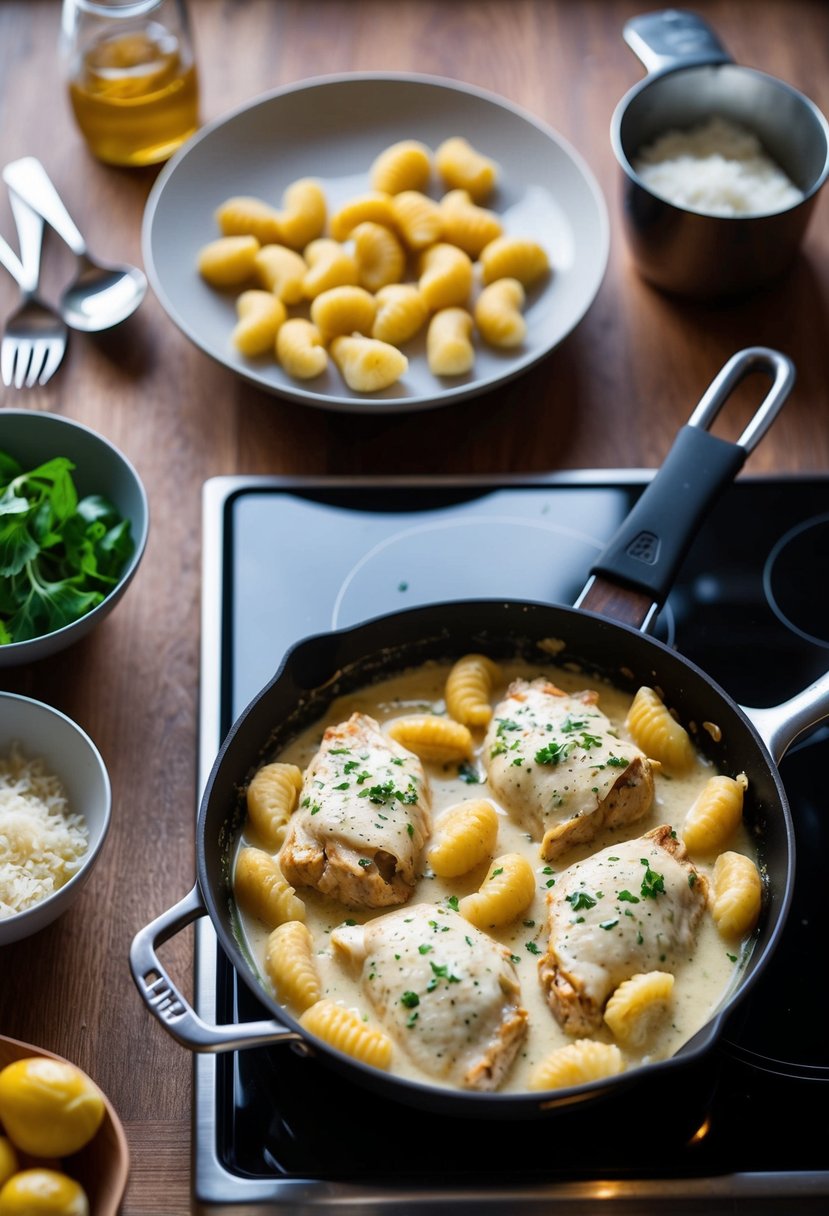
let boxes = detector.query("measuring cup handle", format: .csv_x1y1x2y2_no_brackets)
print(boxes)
623,9,732,76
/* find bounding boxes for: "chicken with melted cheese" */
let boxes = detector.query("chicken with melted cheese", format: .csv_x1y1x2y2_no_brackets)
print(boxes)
332,902,527,1091
538,825,708,1035
278,713,430,908
483,678,654,859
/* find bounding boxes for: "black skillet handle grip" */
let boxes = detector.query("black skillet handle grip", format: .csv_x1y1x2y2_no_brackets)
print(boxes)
586,348,795,623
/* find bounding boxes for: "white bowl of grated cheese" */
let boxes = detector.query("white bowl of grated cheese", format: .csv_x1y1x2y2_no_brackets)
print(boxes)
0,693,111,946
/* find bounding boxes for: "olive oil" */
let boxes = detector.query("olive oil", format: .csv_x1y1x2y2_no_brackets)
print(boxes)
67,25,199,166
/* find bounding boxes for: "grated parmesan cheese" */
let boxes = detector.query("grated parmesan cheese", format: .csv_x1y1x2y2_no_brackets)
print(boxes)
0,744,89,918
633,115,803,218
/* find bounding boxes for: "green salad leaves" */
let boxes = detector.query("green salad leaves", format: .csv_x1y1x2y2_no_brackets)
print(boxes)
0,448,134,645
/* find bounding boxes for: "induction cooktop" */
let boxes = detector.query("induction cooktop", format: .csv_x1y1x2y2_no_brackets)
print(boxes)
194,472,829,1213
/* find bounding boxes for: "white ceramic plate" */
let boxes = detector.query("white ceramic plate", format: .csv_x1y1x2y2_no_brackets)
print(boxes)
143,73,609,414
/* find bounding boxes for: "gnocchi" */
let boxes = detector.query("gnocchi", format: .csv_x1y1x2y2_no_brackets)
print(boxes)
275,177,327,249
197,134,556,394
310,285,377,343
427,307,475,376
370,139,432,195
682,773,747,854
390,190,443,251
245,762,303,847
328,191,397,241
439,189,502,257
276,317,328,379
459,851,535,929
302,238,359,299
329,333,408,392
371,283,428,345
435,135,498,201
479,234,550,286
215,195,281,244
234,847,305,928
603,971,675,1046
426,798,499,878
626,686,697,773
386,713,472,763
265,920,321,1011
528,1039,624,1091
299,999,394,1069
351,221,407,293
254,244,307,304
445,652,501,725
418,243,474,311
231,290,286,357
711,851,762,938
197,235,260,288
474,278,526,347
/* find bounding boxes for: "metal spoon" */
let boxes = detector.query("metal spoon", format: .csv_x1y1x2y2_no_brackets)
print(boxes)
2,157,147,332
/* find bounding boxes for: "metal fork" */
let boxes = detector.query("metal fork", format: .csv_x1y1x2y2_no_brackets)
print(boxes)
0,191,67,388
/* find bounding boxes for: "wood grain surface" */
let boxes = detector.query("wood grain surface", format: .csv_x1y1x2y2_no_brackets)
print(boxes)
1,1,828,1211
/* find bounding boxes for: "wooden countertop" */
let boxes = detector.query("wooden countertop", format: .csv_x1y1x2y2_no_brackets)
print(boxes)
1,1,828,1211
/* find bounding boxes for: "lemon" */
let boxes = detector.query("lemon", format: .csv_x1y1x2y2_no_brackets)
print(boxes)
0,1059,104,1158
0,1138,17,1187
0,1169,88,1216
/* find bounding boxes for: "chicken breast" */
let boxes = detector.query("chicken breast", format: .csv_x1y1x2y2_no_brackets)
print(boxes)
538,825,708,1035
332,903,528,1091
483,678,654,859
278,713,431,908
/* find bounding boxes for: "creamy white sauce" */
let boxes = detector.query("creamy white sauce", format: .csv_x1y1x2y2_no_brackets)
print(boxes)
234,660,757,1094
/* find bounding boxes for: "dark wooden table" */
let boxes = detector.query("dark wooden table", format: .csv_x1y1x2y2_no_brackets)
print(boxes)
1,1,828,1211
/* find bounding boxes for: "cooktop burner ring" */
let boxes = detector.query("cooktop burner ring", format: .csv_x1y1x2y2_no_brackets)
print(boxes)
764,512,829,648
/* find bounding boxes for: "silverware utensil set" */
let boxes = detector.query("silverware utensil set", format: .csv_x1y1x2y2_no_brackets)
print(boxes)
0,158,147,388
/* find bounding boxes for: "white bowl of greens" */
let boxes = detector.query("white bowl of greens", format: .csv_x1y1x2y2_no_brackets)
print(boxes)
0,411,148,666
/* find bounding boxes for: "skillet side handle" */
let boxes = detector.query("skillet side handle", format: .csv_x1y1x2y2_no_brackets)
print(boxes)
743,669,829,765
129,884,303,1053
623,10,732,75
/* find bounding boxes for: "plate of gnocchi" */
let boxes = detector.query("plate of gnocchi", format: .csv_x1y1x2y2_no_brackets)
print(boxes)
143,72,609,413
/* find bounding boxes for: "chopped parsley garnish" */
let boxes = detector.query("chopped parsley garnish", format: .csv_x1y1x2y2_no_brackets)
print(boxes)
525,941,542,955
445,895,459,911
357,857,372,869
458,761,480,784
640,861,666,899
427,961,461,990
534,740,575,766
606,755,630,768
599,919,619,931
418,944,432,955
618,889,640,904
565,890,597,911
400,991,420,1008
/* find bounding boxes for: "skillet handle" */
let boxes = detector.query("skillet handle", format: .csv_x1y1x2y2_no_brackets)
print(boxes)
743,669,829,765
129,884,304,1053
579,347,795,630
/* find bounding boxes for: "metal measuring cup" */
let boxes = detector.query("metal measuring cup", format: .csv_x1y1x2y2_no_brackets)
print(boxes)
610,9,829,300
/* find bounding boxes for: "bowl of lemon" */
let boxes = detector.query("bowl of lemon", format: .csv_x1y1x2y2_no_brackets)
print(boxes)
0,1035,128,1216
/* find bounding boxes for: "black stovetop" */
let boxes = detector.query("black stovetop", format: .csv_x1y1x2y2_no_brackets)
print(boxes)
195,473,829,1212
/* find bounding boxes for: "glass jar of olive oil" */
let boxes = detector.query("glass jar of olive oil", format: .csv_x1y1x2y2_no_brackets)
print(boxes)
60,0,200,167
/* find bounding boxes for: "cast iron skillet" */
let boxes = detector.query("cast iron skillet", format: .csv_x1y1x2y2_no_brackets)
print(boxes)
131,347,829,1118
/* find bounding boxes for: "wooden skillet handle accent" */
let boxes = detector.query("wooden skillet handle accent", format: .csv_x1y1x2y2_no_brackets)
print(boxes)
577,575,657,631
577,347,795,632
